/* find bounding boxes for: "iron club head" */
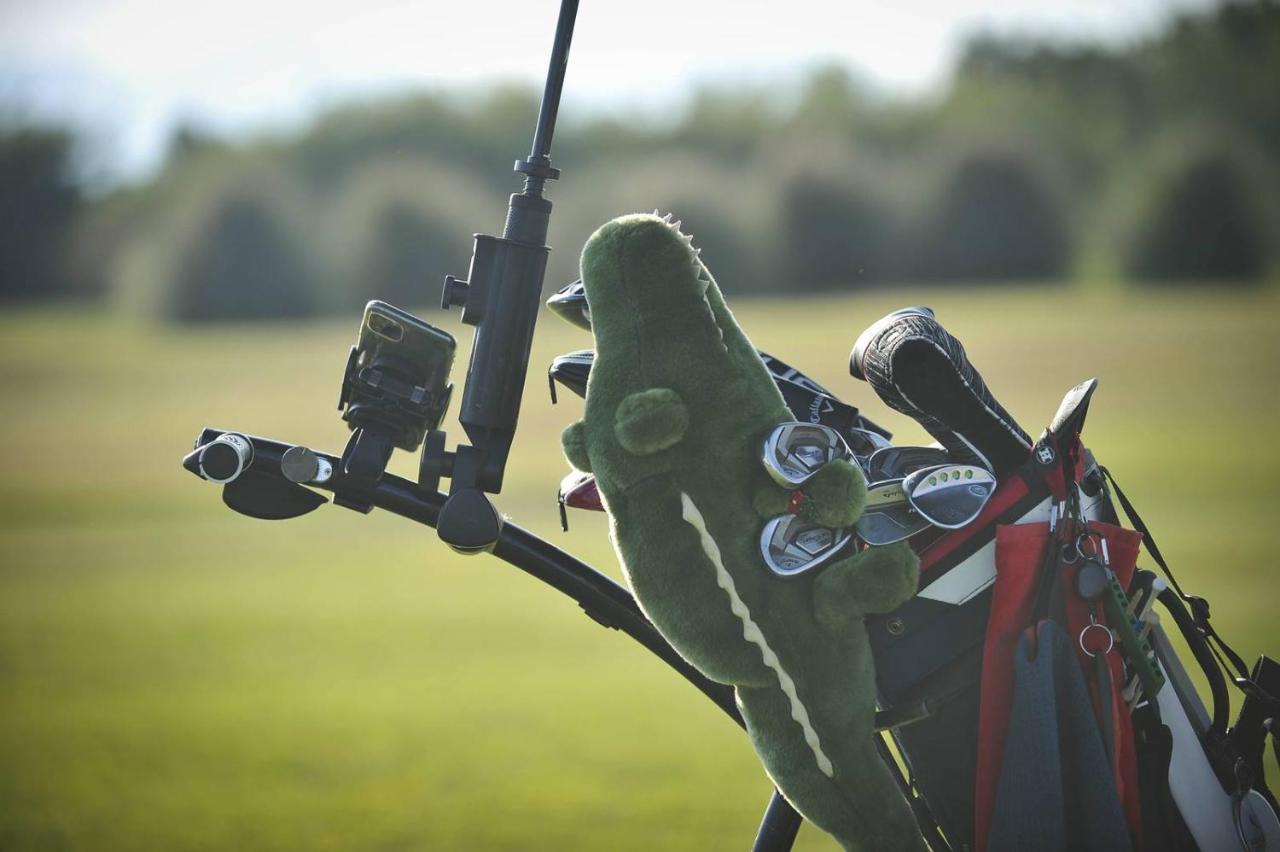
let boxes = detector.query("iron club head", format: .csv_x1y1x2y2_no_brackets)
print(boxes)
902,463,997,529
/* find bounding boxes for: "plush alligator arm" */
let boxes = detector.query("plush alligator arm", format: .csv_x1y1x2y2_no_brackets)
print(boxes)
753,458,867,529
814,542,920,632
561,420,593,473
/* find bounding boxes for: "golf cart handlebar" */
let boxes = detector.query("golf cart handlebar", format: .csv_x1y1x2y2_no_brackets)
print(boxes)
184,427,942,738
184,427,740,704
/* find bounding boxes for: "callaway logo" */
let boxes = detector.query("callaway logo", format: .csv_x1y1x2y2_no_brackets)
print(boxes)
808,395,836,423
1036,444,1057,465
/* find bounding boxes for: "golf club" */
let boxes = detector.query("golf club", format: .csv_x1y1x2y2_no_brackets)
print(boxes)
902,463,997,529
759,514,855,578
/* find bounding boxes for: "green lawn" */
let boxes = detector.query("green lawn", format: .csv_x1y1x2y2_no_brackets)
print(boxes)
1,285,1277,851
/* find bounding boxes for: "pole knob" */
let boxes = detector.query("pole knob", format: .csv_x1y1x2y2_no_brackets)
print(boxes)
441,275,470,311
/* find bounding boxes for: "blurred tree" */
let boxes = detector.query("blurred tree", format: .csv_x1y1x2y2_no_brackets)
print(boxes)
664,199,763,295
290,87,538,195
0,127,82,301
913,149,1070,282
73,0,1280,321
323,158,492,311
792,65,861,133
674,86,781,165
166,179,315,322
65,190,147,302
1145,1,1280,156
1126,148,1268,282
358,203,458,308
778,174,894,288
164,123,227,172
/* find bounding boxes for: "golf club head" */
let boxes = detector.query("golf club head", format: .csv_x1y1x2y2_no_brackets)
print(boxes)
543,346,892,441
548,349,593,400
547,347,809,404
845,427,894,459
759,514,855,578
902,463,996,529
848,305,936,381
864,445,953,483
546,279,591,330
762,422,854,488
856,478,932,545
558,469,604,511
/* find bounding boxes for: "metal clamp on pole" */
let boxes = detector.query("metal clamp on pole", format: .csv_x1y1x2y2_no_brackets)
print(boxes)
429,0,579,554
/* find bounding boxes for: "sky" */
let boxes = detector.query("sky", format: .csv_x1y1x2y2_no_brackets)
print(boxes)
0,0,1217,182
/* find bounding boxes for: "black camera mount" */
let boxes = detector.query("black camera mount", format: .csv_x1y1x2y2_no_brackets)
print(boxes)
424,0,579,553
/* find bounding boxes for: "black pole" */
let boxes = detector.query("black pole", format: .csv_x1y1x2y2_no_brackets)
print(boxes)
434,0,580,553
522,0,578,196
752,791,803,851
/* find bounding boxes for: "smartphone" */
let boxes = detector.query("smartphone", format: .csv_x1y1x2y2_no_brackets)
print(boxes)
343,300,456,451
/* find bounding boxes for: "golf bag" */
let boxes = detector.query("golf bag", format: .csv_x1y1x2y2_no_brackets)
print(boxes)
853,308,1280,852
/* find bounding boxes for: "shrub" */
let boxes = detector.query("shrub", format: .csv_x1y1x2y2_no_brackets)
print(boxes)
0,128,81,301
120,163,319,322
659,199,763,295
592,154,771,296
168,192,315,322
324,158,492,311
912,148,1070,282
1125,147,1268,283
778,173,894,289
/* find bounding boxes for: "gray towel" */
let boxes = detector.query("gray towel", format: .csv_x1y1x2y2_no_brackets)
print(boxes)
988,620,1133,852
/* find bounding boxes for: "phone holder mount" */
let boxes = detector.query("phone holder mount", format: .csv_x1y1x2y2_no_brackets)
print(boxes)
337,345,452,510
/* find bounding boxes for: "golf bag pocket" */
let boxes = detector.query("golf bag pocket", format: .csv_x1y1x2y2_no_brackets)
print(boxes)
975,520,1145,852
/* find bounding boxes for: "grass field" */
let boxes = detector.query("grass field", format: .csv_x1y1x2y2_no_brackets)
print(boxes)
1,285,1278,851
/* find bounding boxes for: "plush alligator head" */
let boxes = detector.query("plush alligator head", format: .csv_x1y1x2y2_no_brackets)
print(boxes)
560,212,791,494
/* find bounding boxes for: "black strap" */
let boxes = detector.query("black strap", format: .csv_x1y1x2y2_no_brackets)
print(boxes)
1270,718,1279,779
1100,466,1253,683
1132,704,1196,852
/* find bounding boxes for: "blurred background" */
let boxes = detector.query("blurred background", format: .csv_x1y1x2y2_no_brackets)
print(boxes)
1,1,1277,850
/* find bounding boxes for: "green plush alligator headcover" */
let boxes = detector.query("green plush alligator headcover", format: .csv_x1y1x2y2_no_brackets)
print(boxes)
561,213,926,851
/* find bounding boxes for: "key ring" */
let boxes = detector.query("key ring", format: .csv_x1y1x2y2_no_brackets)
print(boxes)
1075,532,1105,562
1075,531,1104,561
1079,614,1115,657
1063,530,1107,566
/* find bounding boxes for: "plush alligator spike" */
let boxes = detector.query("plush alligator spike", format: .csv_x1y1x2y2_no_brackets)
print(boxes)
560,213,925,852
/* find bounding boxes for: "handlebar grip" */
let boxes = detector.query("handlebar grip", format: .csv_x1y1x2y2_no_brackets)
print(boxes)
196,433,254,483
849,308,1033,477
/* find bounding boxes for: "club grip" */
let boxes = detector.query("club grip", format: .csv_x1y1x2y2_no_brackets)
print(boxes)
850,308,1032,477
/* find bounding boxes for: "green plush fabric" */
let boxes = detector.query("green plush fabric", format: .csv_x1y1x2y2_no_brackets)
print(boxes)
560,213,926,852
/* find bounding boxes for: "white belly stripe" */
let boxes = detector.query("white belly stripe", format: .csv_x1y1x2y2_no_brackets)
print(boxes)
680,492,835,778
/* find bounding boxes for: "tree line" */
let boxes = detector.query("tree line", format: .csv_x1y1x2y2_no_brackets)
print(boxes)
2,0,1277,320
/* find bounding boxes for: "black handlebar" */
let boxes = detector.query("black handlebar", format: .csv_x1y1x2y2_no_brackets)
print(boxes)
184,427,957,851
